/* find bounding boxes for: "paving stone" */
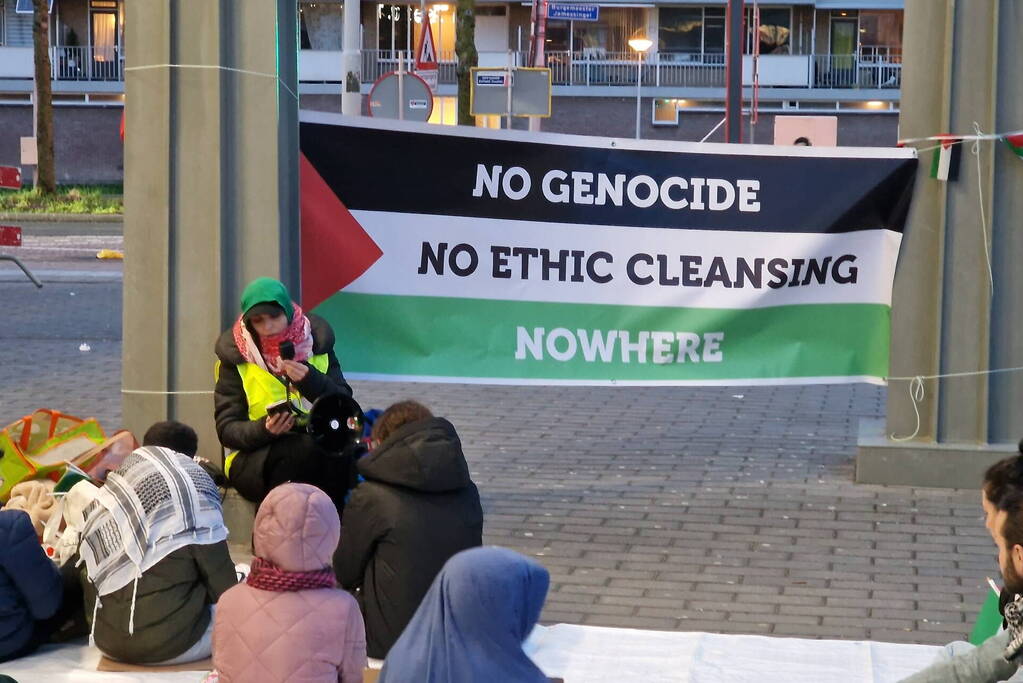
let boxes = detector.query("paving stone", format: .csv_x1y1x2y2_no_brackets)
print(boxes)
3,271,1000,648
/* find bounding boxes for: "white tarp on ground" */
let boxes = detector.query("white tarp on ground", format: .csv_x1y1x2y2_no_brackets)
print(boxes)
2,624,944,682
526,625,944,682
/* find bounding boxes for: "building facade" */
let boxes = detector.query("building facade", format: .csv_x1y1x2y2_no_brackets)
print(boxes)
0,0,902,182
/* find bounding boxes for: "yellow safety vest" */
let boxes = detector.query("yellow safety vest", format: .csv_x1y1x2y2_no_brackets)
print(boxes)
218,354,330,476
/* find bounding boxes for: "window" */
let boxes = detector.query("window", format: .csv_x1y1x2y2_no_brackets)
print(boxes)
748,7,791,55
299,1,343,51
378,4,412,52
570,8,643,55
413,4,456,56
658,7,723,56
858,10,902,61
653,99,680,126
703,8,725,54
546,20,569,53
658,8,701,54
0,0,5,46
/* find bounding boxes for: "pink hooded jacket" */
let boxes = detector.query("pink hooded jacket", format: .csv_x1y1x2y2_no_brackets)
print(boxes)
213,484,367,683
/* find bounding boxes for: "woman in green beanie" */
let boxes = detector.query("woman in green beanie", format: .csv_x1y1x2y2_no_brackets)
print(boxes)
213,277,354,509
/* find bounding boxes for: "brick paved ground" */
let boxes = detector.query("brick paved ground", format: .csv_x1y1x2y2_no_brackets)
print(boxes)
0,250,999,647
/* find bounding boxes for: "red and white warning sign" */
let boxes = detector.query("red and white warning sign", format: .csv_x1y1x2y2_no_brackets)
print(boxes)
415,18,439,93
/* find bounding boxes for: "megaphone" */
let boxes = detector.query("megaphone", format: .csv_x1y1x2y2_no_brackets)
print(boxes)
304,393,365,452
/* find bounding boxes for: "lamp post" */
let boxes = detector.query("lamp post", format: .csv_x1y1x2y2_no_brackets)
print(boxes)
628,36,653,140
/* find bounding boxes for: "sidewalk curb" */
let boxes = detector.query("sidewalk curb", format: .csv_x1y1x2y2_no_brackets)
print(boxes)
0,213,123,223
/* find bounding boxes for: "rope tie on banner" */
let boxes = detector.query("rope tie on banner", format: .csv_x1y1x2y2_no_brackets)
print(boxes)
897,128,1023,146
123,63,299,102
886,366,1023,441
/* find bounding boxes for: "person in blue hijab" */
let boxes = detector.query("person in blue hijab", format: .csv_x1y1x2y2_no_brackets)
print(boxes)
379,546,551,683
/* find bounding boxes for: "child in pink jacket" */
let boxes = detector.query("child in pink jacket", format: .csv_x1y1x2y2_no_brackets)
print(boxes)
213,483,367,682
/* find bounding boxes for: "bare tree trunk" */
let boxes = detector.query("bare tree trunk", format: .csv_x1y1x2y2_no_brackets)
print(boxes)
455,0,478,126
32,0,56,194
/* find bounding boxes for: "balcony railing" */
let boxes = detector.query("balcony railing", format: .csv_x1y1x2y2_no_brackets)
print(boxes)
359,49,901,90
52,45,124,82
0,45,901,92
362,49,459,86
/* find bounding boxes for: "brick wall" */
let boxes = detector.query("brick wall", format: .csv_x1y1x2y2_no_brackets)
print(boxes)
0,104,123,184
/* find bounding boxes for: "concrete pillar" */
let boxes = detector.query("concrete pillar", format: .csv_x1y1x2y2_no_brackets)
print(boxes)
856,0,1023,487
122,0,300,462
341,0,362,114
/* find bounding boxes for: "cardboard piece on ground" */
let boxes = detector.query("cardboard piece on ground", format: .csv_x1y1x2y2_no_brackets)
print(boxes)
363,668,380,683
97,656,213,673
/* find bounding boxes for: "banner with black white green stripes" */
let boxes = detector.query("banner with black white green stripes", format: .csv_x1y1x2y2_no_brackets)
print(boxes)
299,113,917,386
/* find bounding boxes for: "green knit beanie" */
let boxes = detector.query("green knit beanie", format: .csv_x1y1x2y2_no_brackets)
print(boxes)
240,277,294,323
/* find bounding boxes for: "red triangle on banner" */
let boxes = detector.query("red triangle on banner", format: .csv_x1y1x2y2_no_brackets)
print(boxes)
300,153,383,310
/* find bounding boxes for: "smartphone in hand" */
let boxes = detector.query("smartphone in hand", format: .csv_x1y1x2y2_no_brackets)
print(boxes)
266,399,292,417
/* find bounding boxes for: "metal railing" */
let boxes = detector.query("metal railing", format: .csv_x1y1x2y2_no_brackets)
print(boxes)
362,49,458,85
359,49,900,90
811,54,901,89
52,45,124,82
32,45,902,91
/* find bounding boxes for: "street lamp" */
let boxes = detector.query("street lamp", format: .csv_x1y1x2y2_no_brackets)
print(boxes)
628,36,653,139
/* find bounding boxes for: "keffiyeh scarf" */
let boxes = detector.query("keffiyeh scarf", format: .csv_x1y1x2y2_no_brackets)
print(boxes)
79,446,228,598
232,303,314,373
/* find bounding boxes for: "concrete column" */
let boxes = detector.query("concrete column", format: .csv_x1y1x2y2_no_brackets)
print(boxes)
122,0,300,462
856,0,1023,487
341,0,362,114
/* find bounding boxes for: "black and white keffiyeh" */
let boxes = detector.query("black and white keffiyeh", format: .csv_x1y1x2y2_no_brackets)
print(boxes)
79,446,228,598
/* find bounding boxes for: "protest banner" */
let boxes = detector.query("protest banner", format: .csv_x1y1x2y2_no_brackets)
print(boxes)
300,113,916,385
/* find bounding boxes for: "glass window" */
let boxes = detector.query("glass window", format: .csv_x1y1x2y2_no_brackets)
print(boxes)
704,8,725,54
412,4,456,57
378,4,412,52
658,7,702,53
0,1,5,46
572,8,642,55
753,7,790,54
546,20,570,53
859,10,902,61
298,2,343,50
653,99,679,126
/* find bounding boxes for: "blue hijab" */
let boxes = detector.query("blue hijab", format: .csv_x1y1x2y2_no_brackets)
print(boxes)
379,546,551,683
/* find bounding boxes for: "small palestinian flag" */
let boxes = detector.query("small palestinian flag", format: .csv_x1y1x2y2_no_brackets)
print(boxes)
929,135,961,181
1005,133,1023,160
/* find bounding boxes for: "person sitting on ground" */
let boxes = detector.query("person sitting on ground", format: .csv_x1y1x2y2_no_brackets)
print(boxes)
901,448,1023,682
379,546,552,683
0,506,62,663
214,277,354,510
213,483,367,682
333,400,483,659
78,445,237,665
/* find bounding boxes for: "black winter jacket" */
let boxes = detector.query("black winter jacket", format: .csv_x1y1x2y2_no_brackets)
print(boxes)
0,510,62,661
334,417,483,659
213,313,352,500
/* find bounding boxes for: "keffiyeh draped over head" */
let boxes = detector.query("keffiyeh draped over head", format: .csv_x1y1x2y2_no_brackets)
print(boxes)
79,446,228,599
379,547,551,683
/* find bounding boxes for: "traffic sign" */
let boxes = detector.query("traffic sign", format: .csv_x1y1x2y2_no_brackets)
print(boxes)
476,72,510,87
0,166,21,190
548,3,599,21
368,71,434,122
415,21,439,93
470,67,551,117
